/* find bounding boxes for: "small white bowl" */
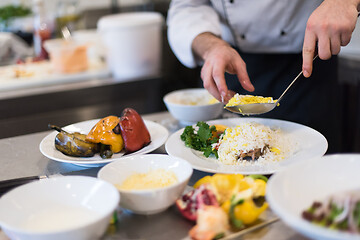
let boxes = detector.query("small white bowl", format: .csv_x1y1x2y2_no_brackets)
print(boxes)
0,176,120,240
98,154,193,215
266,154,360,240
163,88,224,125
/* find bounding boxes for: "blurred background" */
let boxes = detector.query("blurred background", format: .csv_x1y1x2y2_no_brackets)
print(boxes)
0,0,359,153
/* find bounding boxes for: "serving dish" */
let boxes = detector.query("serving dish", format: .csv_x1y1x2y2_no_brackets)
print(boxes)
40,119,169,167
0,176,119,240
266,154,360,240
165,117,327,174
163,88,223,125
98,154,193,215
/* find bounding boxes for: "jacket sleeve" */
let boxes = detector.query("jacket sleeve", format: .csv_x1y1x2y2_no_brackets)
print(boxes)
167,0,222,68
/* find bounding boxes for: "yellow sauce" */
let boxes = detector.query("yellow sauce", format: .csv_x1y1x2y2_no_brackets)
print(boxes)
117,169,178,190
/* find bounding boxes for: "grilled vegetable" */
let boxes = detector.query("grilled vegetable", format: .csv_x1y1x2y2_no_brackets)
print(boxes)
119,108,151,153
49,124,100,157
99,144,113,159
86,116,124,153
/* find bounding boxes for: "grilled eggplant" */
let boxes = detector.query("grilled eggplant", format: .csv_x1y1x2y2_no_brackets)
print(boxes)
49,124,100,157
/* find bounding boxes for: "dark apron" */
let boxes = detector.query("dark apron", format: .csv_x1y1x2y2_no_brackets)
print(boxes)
226,52,342,153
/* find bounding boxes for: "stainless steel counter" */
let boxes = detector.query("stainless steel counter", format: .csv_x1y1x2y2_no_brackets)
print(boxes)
0,111,309,240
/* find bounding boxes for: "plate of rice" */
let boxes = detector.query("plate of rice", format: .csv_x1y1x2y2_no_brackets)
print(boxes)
165,118,328,174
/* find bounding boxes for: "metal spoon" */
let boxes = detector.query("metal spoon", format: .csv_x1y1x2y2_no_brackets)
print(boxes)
61,26,72,41
225,55,318,115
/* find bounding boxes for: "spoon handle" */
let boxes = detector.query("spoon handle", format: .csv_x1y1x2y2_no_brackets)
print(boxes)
276,54,318,103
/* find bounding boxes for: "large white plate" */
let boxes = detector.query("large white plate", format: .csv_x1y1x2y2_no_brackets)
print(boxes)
165,118,327,174
266,154,360,240
40,119,169,167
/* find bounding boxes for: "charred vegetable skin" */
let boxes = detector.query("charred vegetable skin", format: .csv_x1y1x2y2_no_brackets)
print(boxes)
49,124,99,157
86,116,124,154
120,108,151,153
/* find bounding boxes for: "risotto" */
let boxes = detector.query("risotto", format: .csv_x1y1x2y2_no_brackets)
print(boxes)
215,122,294,165
225,94,276,107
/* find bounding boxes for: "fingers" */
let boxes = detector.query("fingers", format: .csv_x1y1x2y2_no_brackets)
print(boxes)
330,35,341,55
212,61,229,101
235,60,254,92
302,29,317,78
201,56,255,103
201,62,221,101
340,33,352,46
199,42,255,102
317,35,331,59
302,2,358,78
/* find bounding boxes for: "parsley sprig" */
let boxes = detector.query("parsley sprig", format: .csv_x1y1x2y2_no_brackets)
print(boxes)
180,121,219,158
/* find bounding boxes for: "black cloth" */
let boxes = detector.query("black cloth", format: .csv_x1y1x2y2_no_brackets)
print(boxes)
226,52,342,153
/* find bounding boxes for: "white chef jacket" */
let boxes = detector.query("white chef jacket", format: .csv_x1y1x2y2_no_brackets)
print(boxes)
167,0,323,68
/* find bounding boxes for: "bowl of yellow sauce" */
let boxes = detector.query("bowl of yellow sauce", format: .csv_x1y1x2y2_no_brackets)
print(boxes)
97,154,193,215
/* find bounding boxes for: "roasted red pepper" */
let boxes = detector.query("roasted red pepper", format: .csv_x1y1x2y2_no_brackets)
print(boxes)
119,108,151,152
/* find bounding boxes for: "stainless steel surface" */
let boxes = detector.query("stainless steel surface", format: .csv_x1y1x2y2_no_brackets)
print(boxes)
225,55,318,115
222,217,280,240
61,26,72,41
0,111,309,240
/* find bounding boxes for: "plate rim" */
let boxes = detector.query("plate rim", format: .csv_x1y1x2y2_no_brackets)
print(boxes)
165,117,328,174
266,154,360,240
39,118,169,166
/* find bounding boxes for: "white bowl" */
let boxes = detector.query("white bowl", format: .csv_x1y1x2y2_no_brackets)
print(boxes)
97,154,193,215
266,154,360,240
0,176,120,240
163,88,223,125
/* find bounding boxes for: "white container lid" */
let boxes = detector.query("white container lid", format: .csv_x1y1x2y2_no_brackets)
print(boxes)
97,12,163,31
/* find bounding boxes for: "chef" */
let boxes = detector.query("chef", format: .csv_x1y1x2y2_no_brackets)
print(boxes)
167,0,360,153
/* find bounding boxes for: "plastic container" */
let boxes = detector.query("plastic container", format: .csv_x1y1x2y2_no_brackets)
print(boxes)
73,29,105,60
44,38,88,73
97,12,164,80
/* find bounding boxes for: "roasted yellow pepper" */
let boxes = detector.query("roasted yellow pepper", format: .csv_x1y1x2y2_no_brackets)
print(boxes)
86,116,124,153
222,197,268,227
194,174,268,228
194,173,244,204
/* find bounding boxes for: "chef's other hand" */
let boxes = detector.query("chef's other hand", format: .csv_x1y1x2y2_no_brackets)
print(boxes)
302,0,360,78
192,32,255,102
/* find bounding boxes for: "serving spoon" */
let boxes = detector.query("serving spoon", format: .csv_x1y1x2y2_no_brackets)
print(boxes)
225,55,318,115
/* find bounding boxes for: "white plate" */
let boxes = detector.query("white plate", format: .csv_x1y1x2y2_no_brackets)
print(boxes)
266,154,360,240
40,119,169,167
165,118,327,174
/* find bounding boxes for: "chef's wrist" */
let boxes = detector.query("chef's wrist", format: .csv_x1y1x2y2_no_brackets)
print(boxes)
192,32,230,61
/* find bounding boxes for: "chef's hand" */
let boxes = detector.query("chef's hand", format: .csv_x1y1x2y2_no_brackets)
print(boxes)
192,32,254,102
302,0,360,78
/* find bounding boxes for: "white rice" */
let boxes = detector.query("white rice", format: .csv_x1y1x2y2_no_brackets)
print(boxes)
216,122,294,165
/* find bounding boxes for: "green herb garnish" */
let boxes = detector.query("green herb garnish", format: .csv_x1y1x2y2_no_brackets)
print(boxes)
180,121,219,158
0,5,32,27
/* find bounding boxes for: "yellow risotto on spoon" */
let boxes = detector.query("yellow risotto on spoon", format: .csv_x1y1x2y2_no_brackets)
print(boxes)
225,94,276,107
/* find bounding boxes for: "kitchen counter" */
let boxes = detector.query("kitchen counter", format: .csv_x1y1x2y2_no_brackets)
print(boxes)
0,111,309,240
